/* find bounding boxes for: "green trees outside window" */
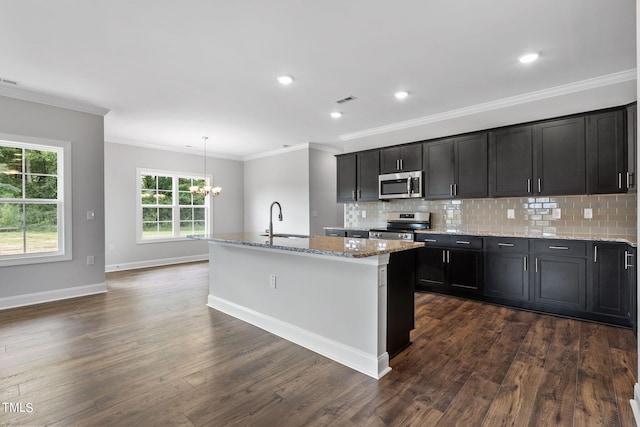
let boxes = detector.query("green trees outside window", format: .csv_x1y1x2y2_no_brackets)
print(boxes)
0,144,61,256
139,171,209,240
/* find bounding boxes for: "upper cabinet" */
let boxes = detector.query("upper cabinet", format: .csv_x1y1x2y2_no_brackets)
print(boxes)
379,144,422,174
423,133,488,199
627,104,637,193
587,110,626,194
533,116,586,196
489,125,533,197
336,151,380,203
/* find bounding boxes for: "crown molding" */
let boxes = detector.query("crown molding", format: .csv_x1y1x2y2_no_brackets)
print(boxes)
106,138,243,161
0,84,110,116
242,143,342,161
340,69,637,141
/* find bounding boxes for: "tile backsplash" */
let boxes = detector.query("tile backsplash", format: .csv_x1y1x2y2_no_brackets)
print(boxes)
344,194,637,240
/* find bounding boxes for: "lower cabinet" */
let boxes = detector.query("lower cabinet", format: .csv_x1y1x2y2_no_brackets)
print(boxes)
416,234,636,329
590,243,632,325
415,235,483,295
485,237,530,301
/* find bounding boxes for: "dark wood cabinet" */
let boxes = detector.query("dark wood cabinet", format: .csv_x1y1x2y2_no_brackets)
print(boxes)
356,150,380,201
587,110,626,194
489,125,534,197
455,133,488,198
379,144,422,174
626,247,636,334
423,140,455,199
532,240,587,311
627,103,637,193
336,151,379,202
423,133,487,199
415,235,483,295
533,117,586,196
485,237,530,301
346,230,368,238
590,243,629,322
325,228,347,237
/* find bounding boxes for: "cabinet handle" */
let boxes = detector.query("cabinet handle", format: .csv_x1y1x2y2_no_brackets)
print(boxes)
352,190,356,200
357,189,361,199
423,239,437,243
627,172,631,189
549,246,569,250
407,178,412,195
400,159,403,170
535,257,538,273
456,241,471,245
538,178,542,193
524,256,528,272
498,243,515,247
450,184,453,197
527,178,531,193
442,250,446,263
454,183,458,196
447,250,450,264
594,245,598,263
625,251,634,270
619,172,623,190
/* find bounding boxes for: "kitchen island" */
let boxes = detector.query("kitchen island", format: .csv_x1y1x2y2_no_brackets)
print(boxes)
190,233,422,379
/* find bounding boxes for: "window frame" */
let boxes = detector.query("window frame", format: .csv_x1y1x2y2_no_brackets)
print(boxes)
136,168,211,244
0,134,72,267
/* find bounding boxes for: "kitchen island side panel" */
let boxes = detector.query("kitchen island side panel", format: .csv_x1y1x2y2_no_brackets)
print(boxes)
207,242,391,378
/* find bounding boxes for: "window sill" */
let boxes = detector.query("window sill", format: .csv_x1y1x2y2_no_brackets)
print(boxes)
0,252,72,267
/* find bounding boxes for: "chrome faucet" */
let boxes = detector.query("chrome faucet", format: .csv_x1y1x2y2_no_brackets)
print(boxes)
268,201,283,238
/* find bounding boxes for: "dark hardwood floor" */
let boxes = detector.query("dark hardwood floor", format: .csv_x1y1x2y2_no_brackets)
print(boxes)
0,261,636,426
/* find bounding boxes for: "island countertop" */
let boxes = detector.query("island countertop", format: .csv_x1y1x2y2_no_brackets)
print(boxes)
189,232,423,258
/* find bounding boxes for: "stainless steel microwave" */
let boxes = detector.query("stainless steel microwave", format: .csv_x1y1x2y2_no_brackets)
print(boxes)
378,171,423,199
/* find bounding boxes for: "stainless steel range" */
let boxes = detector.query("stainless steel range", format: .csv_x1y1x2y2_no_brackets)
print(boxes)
369,212,431,241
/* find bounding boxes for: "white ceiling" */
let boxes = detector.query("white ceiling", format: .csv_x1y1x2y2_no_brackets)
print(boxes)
0,0,636,159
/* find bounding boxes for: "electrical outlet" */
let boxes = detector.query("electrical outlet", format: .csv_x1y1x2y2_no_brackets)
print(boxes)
361,210,367,218
86,211,95,221
507,209,515,219
269,274,277,289
86,256,95,265
584,208,593,219
552,208,562,219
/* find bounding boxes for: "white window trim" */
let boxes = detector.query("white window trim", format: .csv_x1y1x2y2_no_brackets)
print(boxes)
136,167,211,244
0,133,72,267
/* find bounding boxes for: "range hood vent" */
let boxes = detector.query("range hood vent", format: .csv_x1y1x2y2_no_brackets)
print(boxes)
335,95,357,104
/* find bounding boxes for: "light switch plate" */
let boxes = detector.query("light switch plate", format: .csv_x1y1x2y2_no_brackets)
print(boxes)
584,208,593,219
552,208,562,219
269,274,277,289
507,209,515,219
361,210,366,218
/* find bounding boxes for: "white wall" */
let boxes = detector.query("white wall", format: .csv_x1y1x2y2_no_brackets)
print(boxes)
0,95,106,301
104,142,243,270
244,148,311,235
309,148,343,235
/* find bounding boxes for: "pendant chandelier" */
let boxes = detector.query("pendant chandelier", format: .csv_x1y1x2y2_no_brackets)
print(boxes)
189,136,222,197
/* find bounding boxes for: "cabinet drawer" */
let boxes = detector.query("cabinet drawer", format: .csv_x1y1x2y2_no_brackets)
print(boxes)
532,239,586,257
346,230,368,238
416,234,483,249
486,237,529,252
325,229,347,237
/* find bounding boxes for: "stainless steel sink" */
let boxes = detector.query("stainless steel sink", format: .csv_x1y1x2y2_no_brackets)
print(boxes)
259,233,309,239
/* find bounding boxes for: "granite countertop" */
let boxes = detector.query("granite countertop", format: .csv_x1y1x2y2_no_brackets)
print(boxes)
189,232,423,258
323,226,371,231
414,229,637,246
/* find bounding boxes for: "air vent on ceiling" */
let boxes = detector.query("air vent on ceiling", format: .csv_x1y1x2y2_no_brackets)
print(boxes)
335,95,356,104
0,78,18,85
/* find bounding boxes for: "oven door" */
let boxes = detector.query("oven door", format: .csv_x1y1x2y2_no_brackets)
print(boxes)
378,171,423,199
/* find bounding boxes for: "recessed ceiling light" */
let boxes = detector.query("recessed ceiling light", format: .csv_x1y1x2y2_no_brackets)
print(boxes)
518,52,540,64
277,75,294,85
394,91,409,100
330,112,343,119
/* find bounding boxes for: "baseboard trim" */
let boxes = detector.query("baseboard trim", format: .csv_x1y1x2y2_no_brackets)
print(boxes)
208,294,391,380
0,282,107,310
631,383,640,425
105,254,208,272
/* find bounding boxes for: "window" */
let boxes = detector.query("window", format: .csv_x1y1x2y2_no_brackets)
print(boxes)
137,168,210,242
0,136,71,266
